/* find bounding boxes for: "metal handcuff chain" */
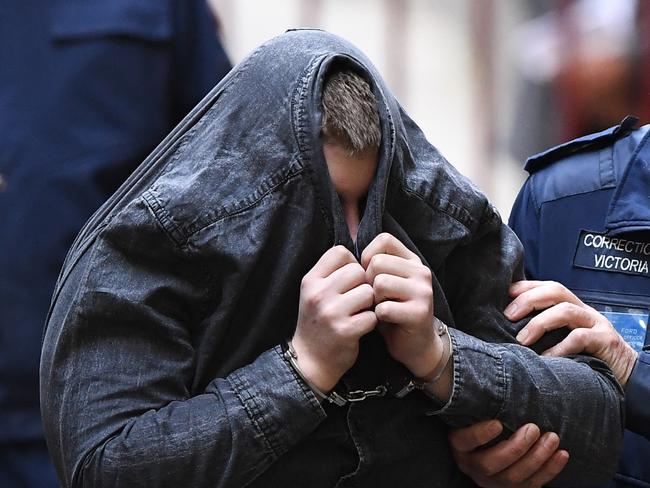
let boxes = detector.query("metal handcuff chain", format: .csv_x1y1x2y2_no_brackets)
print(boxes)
284,317,450,405
283,341,387,406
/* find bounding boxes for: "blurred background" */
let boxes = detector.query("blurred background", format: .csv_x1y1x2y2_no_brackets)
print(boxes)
213,0,648,218
1,1,648,486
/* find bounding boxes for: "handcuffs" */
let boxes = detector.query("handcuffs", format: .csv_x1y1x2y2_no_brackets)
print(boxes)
283,317,452,406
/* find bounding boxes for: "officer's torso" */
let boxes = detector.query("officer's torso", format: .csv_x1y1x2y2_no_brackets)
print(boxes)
510,119,650,487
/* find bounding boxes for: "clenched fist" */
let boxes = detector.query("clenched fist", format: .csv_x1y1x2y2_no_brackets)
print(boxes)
292,246,377,392
361,233,446,381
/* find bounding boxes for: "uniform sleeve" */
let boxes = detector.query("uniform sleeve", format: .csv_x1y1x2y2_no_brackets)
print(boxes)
171,0,232,120
40,197,325,488
433,206,625,487
625,350,650,439
507,175,540,280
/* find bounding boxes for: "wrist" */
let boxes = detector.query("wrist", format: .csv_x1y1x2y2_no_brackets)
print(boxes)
418,317,452,383
283,341,347,406
419,318,454,402
392,318,454,401
619,345,639,388
290,336,339,392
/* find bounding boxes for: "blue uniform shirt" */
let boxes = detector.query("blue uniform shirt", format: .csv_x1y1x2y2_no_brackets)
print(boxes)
509,117,650,487
0,0,231,444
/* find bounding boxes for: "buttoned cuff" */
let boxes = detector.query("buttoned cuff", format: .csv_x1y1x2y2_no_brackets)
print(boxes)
624,350,650,438
425,328,506,425
227,346,327,459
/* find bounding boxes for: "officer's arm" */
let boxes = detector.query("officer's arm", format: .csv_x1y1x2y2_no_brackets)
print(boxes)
431,211,624,487
448,278,637,488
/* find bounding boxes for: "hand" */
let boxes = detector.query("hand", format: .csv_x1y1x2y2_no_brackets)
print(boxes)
360,233,441,380
450,420,569,488
505,280,638,386
292,246,377,392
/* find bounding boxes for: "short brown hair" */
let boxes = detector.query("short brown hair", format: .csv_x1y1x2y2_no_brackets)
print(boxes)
321,71,381,154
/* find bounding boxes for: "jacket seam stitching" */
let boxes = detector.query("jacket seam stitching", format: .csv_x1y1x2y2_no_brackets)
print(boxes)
186,163,304,240
142,190,186,247
227,371,280,459
143,161,304,248
492,345,509,421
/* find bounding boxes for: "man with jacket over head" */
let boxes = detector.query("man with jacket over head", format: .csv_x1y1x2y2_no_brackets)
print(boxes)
42,30,626,487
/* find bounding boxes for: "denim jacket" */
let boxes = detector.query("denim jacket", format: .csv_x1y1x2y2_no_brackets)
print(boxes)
41,30,624,487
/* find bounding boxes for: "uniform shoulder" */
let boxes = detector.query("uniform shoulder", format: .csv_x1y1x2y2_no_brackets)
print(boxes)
524,116,639,174
522,117,648,205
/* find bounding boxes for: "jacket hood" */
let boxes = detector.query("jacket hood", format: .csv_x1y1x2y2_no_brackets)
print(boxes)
136,28,485,255
195,28,401,252
56,30,494,320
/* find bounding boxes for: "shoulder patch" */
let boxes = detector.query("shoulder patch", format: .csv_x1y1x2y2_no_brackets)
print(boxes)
524,116,638,174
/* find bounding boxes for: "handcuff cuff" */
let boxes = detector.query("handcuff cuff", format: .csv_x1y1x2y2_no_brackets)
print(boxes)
283,317,452,406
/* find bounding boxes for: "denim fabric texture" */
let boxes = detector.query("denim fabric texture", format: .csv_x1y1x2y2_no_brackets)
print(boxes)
41,30,624,487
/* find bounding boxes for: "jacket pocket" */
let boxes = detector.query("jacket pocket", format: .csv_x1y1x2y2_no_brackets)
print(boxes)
50,0,172,43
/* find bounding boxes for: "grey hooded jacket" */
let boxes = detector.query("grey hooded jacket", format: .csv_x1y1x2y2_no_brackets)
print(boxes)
41,30,624,487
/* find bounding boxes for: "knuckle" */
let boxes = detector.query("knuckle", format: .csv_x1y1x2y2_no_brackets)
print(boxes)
476,458,499,477
370,253,386,270
347,263,365,283
374,273,390,292
549,281,567,295
355,312,377,332
377,233,393,247
418,265,432,281
300,275,312,292
467,430,483,449
419,282,434,301
511,296,526,312
332,245,350,261
557,301,575,316
375,303,390,321
572,328,588,347
318,302,338,324
360,283,375,302
304,288,323,309
334,319,354,338
506,444,527,463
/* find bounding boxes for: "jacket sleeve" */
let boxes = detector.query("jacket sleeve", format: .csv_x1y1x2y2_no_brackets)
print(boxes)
433,204,625,487
625,350,650,439
40,196,325,488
